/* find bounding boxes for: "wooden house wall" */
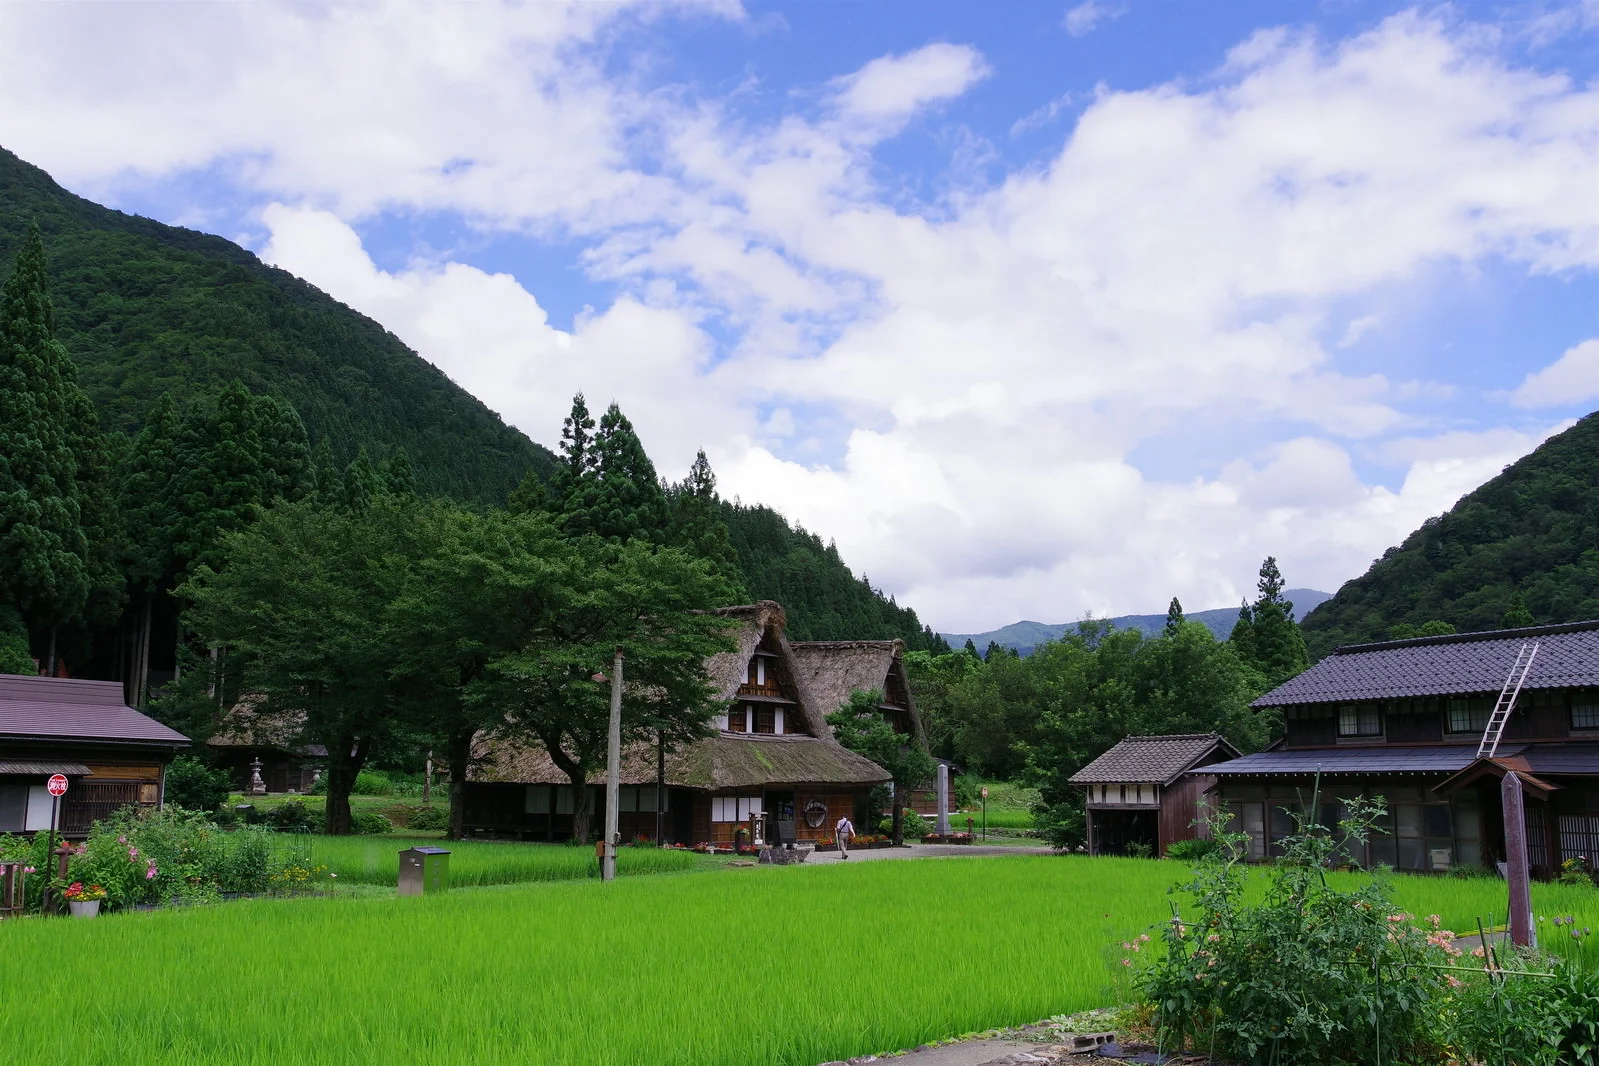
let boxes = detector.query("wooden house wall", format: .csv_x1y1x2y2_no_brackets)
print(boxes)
1157,775,1215,855
0,741,174,835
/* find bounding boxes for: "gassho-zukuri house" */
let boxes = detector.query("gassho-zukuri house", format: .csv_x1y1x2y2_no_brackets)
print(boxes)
1200,620,1599,876
1070,733,1240,857
0,673,190,836
461,602,930,845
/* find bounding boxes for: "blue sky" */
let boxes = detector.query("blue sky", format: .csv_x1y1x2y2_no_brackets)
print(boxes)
1,0,1595,631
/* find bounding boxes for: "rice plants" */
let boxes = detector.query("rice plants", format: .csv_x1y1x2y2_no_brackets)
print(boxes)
271,834,697,887
1,855,1592,1065
0,856,1154,1065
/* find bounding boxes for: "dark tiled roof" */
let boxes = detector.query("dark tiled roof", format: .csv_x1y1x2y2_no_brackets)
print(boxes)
1520,744,1599,777
0,674,189,747
1203,745,1486,777
1070,733,1239,786
1255,620,1599,708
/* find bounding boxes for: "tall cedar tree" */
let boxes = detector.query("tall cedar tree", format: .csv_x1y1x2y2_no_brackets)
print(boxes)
589,402,670,544
1237,556,1310,687
549,393,600,536
1165,596,1184,632
0,227,91,662
668,450,744,593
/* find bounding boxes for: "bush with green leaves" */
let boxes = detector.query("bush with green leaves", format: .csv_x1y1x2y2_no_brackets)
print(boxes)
350,811,392,835
1162,837,1217,862
264,799,319,833
1444,935,1599,1066
1134,796,1452,1064
66,807,281,910
0,605,34,675
403,805,449,831
164,755,233,813
351,770,396,796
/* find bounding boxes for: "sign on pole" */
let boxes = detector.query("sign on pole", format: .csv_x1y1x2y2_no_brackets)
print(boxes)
980,787,988,799
46,774,68,797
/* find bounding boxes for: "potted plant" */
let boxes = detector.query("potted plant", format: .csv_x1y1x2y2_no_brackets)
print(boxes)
62,881,106,918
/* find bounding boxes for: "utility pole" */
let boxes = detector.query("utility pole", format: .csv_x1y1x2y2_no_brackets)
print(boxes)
656,730,666,847
602,648,623,883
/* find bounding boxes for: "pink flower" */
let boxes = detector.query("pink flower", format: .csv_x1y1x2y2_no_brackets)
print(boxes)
1428,914,1442,928
1121,959,1132,967
128,847,139,859
22,866,34,874
145,866,157,880
117,836,127,844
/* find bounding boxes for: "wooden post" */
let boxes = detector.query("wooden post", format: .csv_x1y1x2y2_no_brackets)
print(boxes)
935,763,950,837
655,731,666,847
1503,771,1534,948
1084,804,1095,856
602,649,622,883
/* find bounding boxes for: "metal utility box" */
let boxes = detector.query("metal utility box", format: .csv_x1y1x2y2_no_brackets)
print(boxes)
398,846,450,896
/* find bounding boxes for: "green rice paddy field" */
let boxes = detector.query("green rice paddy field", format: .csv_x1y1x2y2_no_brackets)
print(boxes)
2,856,1594,1065
275,833,700,886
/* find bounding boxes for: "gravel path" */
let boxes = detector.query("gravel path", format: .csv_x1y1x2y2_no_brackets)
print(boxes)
804,843,1055,864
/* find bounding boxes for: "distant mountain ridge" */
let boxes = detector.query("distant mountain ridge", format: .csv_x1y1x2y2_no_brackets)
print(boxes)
943,589,1334,656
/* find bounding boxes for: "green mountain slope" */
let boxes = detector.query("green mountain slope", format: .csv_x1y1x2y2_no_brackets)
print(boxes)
1302,412,1599,657
0,146,554,505
723,502,941,648
0,147,938,647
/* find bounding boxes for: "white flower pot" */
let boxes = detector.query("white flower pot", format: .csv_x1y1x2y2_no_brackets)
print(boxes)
68,900,101,919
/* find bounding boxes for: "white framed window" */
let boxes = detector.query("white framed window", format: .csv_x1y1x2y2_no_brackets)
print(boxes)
1446,698,1490,734
1338,704,1382,737
711,795,763,822
524,785,551,814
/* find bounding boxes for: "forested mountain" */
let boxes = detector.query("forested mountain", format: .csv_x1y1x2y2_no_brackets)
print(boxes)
0,146,937,657
0,147,553,504
723,502,943,649
1303,412,1599,658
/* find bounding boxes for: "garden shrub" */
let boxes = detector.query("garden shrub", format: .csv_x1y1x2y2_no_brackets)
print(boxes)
1444,939,1599,1066
351,811,393,835
1135,796,1452,1064
265,799,319,832
1162,837,1216,862
404,805,449,831
901,810,930,840
67,807,280,910
352,770,396,796
164,755,233,813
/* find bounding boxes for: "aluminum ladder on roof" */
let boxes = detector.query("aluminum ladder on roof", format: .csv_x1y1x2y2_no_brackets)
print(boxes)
1477,642,1539,759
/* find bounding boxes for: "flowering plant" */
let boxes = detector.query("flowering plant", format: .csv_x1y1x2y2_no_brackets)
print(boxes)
61,881,107,902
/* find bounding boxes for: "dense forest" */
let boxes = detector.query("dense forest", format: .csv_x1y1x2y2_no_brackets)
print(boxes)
1303,413,1599,658
0,147,552,504
0,146,939,654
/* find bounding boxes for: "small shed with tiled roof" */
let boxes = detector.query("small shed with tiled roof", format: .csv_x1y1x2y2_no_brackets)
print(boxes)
0,674,189,836
1069,733,1239,857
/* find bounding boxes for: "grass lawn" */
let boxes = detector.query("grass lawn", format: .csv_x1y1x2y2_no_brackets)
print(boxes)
272,832,700,887
2,855,1592,1064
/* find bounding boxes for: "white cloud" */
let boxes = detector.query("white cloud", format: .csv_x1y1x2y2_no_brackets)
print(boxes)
1337,314,1381,348
1511,339,1599,408
5,6,1595,631
1064,2,1129,38
830,44,989,126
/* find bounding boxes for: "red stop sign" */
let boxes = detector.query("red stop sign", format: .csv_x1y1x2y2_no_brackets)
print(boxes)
46,774,68,797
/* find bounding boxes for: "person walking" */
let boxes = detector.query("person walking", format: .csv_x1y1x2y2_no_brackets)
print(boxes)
836,814,854,859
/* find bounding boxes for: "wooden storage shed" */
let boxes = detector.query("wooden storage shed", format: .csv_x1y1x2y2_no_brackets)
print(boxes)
1070,733,1239,856
0,674,189,836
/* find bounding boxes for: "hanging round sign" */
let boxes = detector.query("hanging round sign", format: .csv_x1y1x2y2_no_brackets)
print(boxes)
802,799,828,829
47,774,68,797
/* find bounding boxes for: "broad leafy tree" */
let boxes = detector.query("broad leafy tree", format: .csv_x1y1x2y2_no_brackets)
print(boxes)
477,537,738,844
827,688,938,845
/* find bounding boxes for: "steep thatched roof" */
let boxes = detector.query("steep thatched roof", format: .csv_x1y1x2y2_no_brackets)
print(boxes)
790,639,927,747
207,697,327,757
469,600,893,791
471,732,889,790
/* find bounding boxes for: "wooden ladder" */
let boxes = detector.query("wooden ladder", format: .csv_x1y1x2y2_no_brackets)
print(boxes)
1478,642,1539,759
